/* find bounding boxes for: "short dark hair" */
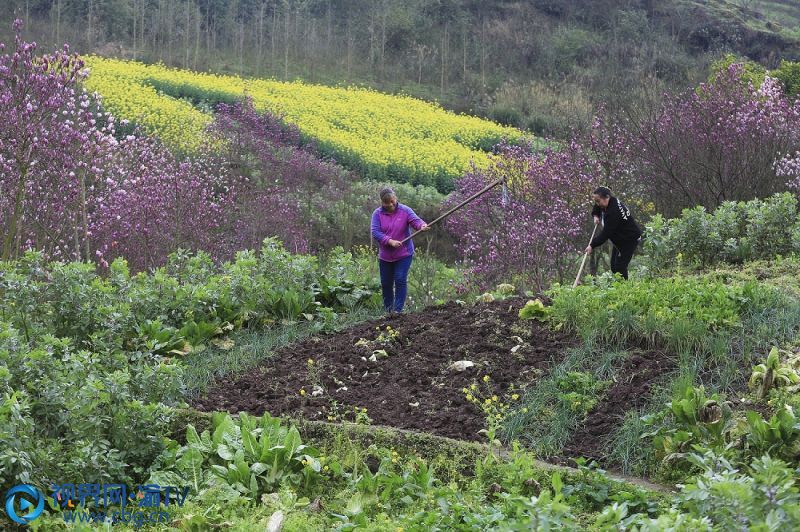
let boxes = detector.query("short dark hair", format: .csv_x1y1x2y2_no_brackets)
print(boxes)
380,187,396,201
593,186,612,198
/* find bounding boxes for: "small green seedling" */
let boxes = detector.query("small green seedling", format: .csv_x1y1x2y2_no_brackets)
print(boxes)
519,298,550,321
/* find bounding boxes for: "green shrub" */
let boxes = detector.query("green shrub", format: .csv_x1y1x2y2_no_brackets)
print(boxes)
710,54,767,88
745,406,800,460
556,372,608,417
148,412,322,501
641,385,734,474
0,322,178,493
772,60,800,98
519,298,551,321
748,194,799,255
678,452,800,530
643,192,800,270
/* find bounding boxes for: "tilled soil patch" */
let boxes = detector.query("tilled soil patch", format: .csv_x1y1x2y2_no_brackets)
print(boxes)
561,350,678,462
193,299,577,441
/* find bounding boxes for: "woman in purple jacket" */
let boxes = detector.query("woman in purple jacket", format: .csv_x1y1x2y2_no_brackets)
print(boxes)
371,187,429,313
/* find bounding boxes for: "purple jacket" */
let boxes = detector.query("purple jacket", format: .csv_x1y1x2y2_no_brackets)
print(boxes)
371,203,425,262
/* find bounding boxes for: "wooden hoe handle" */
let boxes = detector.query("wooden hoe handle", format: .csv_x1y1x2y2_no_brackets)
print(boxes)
573,223,599,288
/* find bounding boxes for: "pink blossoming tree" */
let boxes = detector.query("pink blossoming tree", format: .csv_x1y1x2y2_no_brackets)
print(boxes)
447,142,597,291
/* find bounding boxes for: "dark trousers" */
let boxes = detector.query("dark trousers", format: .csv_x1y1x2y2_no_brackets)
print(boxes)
610,239,638,280
379,255,413,312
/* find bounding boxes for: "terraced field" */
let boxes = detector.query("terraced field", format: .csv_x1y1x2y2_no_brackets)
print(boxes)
84,57,531,191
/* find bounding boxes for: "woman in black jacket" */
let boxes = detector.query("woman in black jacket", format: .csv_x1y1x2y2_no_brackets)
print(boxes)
584,186,642,280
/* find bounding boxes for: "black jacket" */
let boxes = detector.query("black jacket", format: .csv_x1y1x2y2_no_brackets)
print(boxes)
590,196,642,248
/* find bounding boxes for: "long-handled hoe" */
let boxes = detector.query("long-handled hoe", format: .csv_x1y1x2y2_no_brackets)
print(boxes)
572,224,598,288
401,179,599,290
399,178,507,245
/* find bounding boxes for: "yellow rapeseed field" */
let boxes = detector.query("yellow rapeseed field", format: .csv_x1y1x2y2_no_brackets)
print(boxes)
82,58,212,153
83,56,529,189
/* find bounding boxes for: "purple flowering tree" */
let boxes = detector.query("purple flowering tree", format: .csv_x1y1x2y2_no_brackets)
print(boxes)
1,23,325,271
620,64,800,215
447,142,596,291
0,20,117,262
90,134,234,270
776,152,800,192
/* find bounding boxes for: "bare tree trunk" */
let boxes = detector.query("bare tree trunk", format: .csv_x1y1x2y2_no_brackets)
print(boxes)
294,2,299,50
55,0,63,46
80,171,90,261
346,19,353,77
257,1,265,76
3,162,28,262
463,25,467,82
167,0,174,65
480,18,487,89
185,0,191,68
154,1,161,60
87,0,94,49
204,5,211,64
284,2,289,79
368,7,375,68
141,1,146,59
271,1,277,70
194,3,201,69
380,2,387,80
309,17,316,79
239,21,244,75
73,215,80,261
440,20,448,97
326,0,332,62
132,0,137,60
415,43,429,85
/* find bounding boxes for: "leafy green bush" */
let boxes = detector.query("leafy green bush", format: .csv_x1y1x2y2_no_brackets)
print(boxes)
148,412,321,501
642,377,800,480
772,59,800,98
0,241,377,498
0,389,38,489
643,192,800,270
641,385,734,475
0,241,376,351
556,372,608,417
0,322,178,493
678,452,800,530
745,406,800,460
595,451,800,530
749,346,800,399
710,53,767,88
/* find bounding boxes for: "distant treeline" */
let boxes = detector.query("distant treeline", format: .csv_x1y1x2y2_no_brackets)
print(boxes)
3,0,798,138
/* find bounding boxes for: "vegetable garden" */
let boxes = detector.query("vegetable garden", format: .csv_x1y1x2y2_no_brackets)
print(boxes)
3,17,800,531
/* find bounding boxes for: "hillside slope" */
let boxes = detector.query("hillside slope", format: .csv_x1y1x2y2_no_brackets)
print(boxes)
2,0,798,137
